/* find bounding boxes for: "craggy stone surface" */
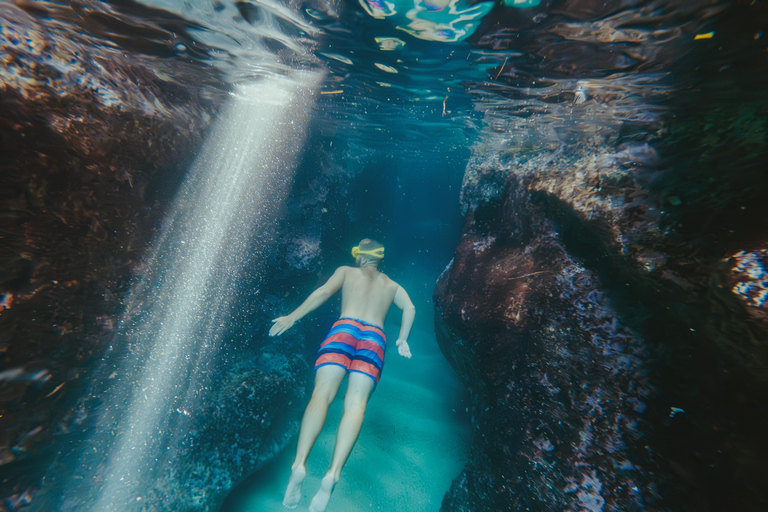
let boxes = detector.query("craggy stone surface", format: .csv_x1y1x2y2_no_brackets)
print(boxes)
435,116,768,512
435,2,768,511
435,176,657,511
0,1,225,507
129,350,309,511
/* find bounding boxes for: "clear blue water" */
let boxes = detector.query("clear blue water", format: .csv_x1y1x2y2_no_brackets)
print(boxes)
1,0,768,511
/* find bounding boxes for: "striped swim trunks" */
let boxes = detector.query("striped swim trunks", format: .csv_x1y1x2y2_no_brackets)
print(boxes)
314,318,387,385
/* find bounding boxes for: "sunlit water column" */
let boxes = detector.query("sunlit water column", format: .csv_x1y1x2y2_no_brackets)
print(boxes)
65,72,321,511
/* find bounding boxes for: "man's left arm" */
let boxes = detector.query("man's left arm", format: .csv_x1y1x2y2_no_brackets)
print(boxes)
393,286,415,358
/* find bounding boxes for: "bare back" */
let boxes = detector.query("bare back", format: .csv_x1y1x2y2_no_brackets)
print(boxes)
338,266,399,327
269,261,415,352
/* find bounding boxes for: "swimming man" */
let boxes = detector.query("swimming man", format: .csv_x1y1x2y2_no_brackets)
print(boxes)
270,238,415,512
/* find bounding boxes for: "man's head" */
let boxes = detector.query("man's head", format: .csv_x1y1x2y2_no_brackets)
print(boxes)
352,238,384,267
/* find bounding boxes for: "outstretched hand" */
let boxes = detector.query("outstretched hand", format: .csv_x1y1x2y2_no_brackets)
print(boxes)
396,339,412,359
269,315,295,336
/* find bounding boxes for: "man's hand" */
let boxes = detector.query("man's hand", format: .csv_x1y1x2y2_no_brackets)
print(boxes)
396,339,412,358
269,315,295,336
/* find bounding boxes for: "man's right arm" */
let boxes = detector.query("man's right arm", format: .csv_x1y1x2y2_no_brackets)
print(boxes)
393,285,415,358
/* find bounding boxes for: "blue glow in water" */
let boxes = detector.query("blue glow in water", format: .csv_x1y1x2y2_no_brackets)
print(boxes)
53,73,322,511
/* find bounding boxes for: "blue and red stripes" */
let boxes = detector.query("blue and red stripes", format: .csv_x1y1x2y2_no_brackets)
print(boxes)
315,318,387,384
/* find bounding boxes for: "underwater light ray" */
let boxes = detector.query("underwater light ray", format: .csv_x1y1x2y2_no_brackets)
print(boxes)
39,72,323,512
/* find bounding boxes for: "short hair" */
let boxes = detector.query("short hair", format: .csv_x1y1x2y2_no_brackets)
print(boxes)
359,238,384,255
355,238,384,266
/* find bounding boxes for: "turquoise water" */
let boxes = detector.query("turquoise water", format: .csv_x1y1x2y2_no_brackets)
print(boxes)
221,323,470,511
2,0,768,511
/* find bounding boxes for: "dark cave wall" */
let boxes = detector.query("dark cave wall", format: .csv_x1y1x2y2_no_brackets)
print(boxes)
0,2,228,506
435,2,768,511
435,129,768,512
435,172,657,512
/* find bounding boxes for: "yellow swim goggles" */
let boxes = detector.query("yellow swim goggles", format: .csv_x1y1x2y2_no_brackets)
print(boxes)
351,246,385,259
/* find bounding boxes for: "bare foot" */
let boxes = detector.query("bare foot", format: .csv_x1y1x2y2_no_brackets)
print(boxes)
308,473,337,512
283,465,306,509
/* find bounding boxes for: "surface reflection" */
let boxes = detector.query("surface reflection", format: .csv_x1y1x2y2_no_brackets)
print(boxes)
359,0,495,42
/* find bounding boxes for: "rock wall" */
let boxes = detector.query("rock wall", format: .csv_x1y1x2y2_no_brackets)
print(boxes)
0,2,226,507
435,134,768,511
435,2,768,510
435,156,659,511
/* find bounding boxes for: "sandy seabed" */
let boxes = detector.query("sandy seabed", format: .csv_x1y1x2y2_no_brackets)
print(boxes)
222,322,470,512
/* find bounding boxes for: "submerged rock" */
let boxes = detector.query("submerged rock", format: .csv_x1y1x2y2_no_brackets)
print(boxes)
436,125,768,511
436,3,768,507
435,174,657,511
0,1,226,506
141,354,308,511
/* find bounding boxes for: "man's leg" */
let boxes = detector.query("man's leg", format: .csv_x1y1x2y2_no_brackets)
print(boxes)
283,365,346,509
309,372,375,512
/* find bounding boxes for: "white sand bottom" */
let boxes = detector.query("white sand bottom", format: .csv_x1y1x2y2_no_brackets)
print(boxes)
221,323,470,512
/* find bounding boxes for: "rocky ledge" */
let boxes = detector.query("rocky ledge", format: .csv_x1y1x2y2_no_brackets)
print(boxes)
0,1,225,507
435,2,768,508
435,126,768,511
435,171,656,511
